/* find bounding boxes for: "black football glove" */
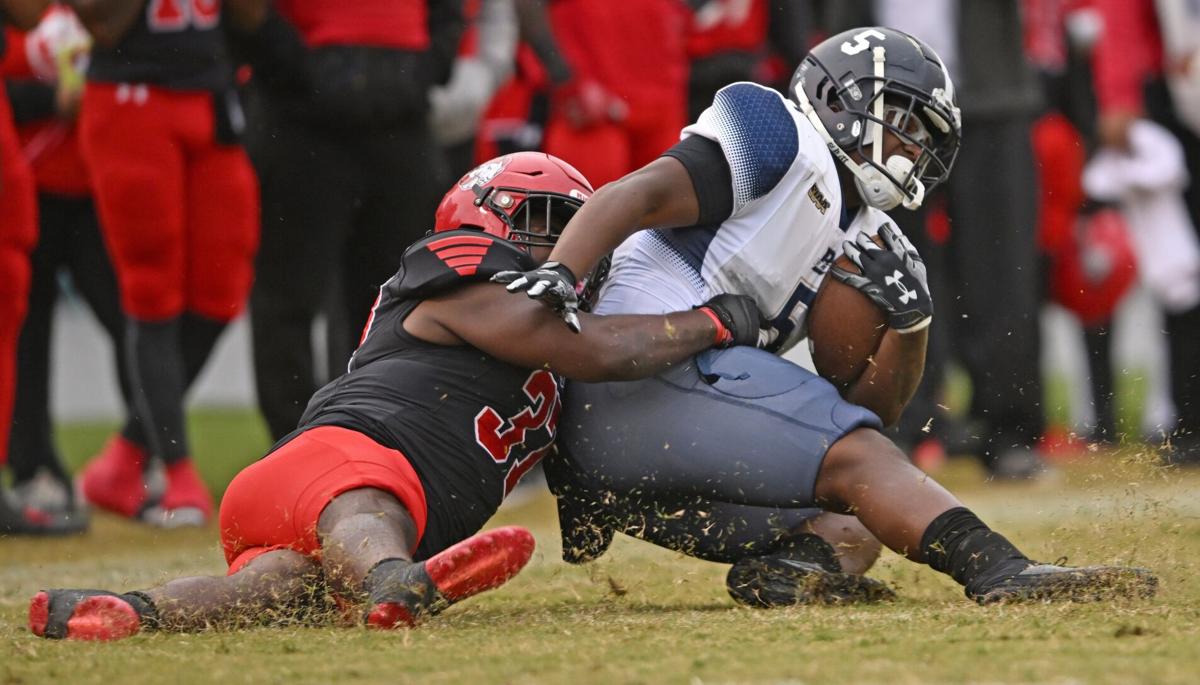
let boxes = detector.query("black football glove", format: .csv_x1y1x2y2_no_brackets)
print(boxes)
831,224,933,334
492,262,582,333
696,293,769,348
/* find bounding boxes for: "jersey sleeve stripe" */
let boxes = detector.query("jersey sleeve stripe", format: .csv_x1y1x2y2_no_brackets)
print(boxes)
427,235,495,251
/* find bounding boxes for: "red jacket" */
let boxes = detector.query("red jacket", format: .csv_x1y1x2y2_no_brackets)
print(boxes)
1090,0,1164,114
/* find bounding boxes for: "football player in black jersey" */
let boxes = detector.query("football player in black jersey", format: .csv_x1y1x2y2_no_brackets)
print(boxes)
28,152,771,641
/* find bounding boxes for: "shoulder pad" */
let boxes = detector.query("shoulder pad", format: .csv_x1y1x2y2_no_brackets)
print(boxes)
699,82,800,207
388,229,538,301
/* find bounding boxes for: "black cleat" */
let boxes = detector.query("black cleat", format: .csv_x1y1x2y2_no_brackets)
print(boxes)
726,557,896,608
968,563,1158,604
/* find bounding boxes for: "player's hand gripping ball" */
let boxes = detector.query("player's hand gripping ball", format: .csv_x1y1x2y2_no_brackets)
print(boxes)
807,234,889,389
832,224,933,333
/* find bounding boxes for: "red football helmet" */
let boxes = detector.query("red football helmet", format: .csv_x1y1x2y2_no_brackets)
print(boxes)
434,152,594,248
1051,208,1138,326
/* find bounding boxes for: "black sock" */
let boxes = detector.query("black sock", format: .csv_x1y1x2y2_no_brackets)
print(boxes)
920,507,1030,590
363,558,426,597
125,318,189,463
121,591,160,629
775,533,842,573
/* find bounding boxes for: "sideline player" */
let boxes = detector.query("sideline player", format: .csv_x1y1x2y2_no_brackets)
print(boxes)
28,153,771,640
67,0,261,526
498,28,1158,605
0,0,51,534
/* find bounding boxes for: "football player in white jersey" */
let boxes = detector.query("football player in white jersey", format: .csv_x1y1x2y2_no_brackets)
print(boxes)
497,27,1157,606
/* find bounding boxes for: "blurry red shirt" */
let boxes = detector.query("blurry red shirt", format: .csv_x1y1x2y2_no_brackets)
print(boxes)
686,0,767,59
276,0,430,50
1089,0,1164,114
548,0,688,106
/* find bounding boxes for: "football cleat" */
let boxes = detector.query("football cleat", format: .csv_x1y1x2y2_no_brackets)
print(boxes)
28,590,144,641
1,487,86,537
726,556,896,608
365,525,535,629
968,563,1158,604
142,459,213,528
79,436,151,519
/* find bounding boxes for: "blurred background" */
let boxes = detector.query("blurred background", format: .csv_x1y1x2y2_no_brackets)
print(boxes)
3,0,1200,534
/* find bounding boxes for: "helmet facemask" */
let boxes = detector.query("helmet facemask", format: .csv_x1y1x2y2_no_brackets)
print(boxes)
793,40,961,211
470,185,584,249
470,183,609,311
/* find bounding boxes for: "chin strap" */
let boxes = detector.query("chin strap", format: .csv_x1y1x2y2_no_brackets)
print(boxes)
793,48,925,211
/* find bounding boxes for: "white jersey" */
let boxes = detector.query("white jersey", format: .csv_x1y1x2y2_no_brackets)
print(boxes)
593,81,894,354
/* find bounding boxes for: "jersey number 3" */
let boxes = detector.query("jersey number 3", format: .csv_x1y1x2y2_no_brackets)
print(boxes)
474,370,561,495
148,0,219,32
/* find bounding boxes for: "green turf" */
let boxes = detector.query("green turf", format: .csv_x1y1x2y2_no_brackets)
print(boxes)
2,412,1198,684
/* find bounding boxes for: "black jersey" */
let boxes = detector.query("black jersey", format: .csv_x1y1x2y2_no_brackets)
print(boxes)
284,230,559,553
88,0,232,91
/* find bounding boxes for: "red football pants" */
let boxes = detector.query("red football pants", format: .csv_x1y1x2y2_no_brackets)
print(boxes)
80,83,259,323
0,87,39,466
543,99,685,188
219,426,429,574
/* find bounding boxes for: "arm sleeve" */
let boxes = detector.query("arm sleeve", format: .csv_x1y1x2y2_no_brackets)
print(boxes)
661,134,734,226
679,81,802,218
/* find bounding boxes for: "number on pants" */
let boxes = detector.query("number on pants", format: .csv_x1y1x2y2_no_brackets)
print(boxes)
148,0,219,32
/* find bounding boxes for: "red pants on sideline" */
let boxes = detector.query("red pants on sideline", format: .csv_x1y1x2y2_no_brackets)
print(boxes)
543,100,685,188
219,426,429,574
0,87,39,466
79,82,258,323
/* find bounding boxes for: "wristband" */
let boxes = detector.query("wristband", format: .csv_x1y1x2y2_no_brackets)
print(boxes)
696,307,732,346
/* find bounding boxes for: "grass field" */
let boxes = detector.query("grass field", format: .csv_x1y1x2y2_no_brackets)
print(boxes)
2,410,1199,685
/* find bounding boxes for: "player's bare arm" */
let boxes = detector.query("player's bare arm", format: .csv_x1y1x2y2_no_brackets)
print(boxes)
63,0,140,47
408,282,763,383
842,327,927,427
1,0,50,29
830,226,933,425
492,157,701,322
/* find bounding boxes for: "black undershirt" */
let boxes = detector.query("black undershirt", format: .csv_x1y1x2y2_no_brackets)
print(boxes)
661,135,734,226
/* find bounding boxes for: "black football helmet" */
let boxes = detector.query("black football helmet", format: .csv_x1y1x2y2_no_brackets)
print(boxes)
790,27,961,210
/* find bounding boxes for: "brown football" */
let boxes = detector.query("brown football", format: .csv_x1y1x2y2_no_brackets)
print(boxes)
807,235,888,389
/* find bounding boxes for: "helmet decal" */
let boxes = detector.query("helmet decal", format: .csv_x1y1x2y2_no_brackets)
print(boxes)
459,158,510,191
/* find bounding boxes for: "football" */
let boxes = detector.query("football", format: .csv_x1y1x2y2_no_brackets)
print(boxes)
807,235,888,389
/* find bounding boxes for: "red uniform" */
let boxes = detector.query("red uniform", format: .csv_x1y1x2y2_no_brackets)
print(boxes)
541,0,689,187
686,0,768,60
275,0,429,49
81,0,257,322
221,229,555,571
0,77,38,468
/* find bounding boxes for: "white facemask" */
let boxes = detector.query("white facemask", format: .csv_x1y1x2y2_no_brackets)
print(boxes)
854,154,926,211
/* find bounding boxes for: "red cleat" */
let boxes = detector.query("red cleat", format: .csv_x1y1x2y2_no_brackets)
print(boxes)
366,525,536,629
142,459,213,527
29,590,142,641
78,436,149,518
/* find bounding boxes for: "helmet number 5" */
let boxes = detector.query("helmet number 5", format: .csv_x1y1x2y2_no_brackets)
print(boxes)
841,29,887,55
